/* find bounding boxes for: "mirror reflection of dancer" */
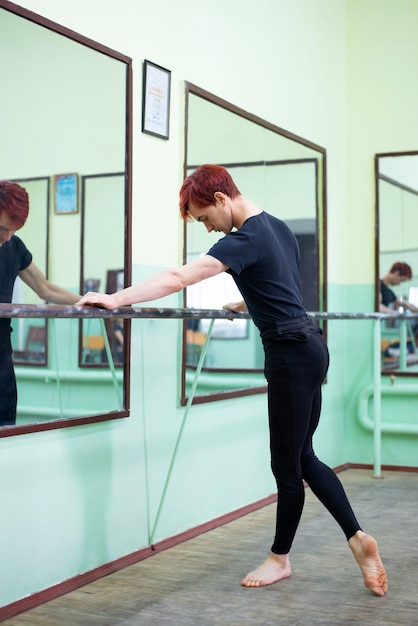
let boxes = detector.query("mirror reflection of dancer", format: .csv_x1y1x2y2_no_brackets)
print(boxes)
379,262,418,313
380,262,418,344
0,181,80,426
76,164,387,596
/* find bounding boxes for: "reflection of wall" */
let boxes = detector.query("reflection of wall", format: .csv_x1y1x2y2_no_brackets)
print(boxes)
48,185,81,290
262,162,317,221
379,178,418,297
187,95,321,165
83,175,125,293
0,10,126,179
15,320,123,424
204,323,263,369
379,155,418,189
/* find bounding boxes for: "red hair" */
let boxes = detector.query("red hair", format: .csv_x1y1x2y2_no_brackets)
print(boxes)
0,180,29,228
390,262,412,279
179,164,241,220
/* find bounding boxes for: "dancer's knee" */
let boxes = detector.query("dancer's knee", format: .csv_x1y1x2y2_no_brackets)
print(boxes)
271,462,303,494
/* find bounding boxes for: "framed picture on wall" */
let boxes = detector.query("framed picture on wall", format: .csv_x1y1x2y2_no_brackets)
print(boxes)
54,173,78,214
141,59,171,139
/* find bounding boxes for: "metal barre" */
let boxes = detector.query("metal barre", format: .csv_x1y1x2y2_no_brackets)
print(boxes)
1,303,418,320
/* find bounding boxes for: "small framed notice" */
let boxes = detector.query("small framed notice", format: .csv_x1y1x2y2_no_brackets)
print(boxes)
141,60,171,139
54,173,78,214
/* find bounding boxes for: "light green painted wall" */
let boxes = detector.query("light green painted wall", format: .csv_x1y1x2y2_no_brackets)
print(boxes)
1,0,417,611
345,0,418,285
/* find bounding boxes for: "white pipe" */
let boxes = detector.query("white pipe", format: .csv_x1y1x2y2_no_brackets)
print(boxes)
357,383,418,435
373,319,382,477
14,368,122,383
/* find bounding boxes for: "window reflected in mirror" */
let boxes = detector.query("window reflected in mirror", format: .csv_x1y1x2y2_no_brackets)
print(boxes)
182,83,327,405
376,152,418,375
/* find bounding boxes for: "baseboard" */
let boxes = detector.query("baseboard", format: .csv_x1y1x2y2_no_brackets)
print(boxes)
347,462,418,473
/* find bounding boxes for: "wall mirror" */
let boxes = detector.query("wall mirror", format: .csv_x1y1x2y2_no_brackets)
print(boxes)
182,83,327,405
376,151,418,375
0,0,132,434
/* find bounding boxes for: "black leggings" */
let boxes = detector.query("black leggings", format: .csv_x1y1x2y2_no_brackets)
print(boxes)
264,330,361,554
0,334,17,426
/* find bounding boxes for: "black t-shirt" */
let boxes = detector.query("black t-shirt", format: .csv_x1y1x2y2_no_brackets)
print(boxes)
207,211,306,334
0,235,32,335
380,280,396,307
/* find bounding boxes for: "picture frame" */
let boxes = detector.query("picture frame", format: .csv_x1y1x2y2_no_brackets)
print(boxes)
54,173,78,214
141,60,171,139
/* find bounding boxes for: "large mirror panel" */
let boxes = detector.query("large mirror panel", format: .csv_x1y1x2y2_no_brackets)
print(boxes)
376,152,418,375
0,1,131,432
182,84,327,404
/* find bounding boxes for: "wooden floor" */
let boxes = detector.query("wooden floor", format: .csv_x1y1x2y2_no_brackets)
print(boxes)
3,469,418,626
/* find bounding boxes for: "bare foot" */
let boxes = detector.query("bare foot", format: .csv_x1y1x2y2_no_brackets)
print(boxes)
348,531,388,596
241,551,291,587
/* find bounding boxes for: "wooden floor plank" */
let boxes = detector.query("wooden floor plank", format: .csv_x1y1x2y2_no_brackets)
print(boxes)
3,469,417,626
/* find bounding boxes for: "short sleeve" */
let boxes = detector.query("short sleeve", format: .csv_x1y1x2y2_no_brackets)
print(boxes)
206,230,258,275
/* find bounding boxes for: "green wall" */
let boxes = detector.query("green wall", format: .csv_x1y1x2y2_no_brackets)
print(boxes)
1,0,418,612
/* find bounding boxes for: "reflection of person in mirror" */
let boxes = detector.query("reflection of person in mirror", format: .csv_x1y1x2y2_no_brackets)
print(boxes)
76,164,387,596
0,181,81,426
379,262,418,313
380,262,418,341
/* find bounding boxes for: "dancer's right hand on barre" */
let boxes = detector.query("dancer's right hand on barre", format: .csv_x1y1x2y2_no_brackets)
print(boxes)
76,292,119,309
